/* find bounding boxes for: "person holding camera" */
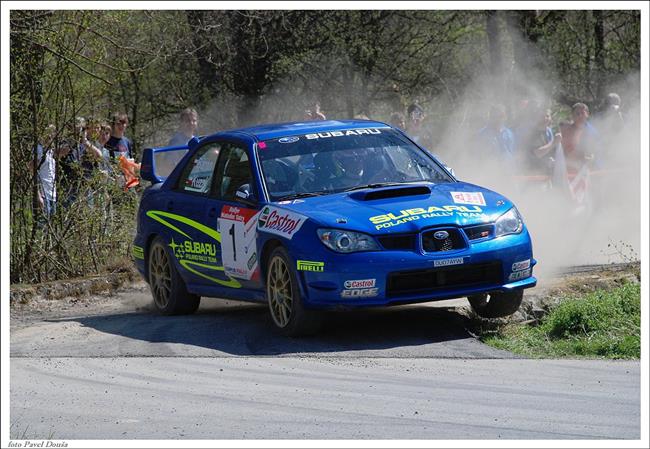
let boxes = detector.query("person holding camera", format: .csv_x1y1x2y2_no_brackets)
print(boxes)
304,101,326,121
105,112,134,161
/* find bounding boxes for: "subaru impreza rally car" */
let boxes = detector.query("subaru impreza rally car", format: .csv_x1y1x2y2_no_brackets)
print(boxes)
134,120,536,335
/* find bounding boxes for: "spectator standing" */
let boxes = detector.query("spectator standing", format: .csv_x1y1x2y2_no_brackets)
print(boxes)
82,121,114,175
600,93,625,131
168,108,199,146
80,118,106,175
32,125,58,218
519,108,561,174
406,103,425,144
389,112,406,131
98,123,114,173
104,112,137,192
595,93,625,165
559,103,599,173
65,116,103,206
476,104,516,162
304,102,326,121
57,127,82,207
510,97,534,145
105,112,133,160
406,102,435,150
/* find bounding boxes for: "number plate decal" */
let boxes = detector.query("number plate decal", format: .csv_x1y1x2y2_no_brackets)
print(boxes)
217,205,261,280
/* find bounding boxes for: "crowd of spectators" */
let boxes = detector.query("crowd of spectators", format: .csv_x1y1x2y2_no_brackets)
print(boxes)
32,111,139,221
391,94,625,195
32,93,627,221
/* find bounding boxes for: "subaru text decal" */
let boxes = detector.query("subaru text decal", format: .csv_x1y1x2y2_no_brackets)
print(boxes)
145,210,241,288
369,205,483,230
305,128,382,139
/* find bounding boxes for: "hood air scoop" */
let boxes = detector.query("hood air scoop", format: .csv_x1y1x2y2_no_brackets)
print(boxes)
356,185,431,201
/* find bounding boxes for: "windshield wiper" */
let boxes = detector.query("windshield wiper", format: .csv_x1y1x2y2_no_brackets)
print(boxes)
275,191,329,202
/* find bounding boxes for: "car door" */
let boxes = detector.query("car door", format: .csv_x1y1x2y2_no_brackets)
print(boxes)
162,141,221,286
204,140,264,291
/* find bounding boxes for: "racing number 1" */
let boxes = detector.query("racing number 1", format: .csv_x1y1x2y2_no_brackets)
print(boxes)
217,205,259,280
229,223,237,261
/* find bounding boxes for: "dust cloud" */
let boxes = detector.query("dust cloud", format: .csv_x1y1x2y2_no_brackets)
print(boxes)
431,74,640,279
146,37,640,279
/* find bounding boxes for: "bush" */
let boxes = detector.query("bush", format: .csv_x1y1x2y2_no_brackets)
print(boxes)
10,170,140,284
482,282,640,359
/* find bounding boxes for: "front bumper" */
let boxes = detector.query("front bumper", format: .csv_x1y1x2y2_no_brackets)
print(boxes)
292,234,536,308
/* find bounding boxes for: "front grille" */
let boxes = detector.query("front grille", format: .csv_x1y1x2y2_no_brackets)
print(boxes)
464,224,494,240
378,234,416,250
421,228,465,252
387,261,503,297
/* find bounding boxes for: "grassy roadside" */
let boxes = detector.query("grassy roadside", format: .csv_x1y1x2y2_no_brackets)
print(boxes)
478,282,640,359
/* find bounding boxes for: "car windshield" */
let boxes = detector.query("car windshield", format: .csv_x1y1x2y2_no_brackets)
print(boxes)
257,128,453,201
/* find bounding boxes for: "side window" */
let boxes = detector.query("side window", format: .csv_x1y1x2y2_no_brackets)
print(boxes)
212,143,254,201
176,142,221,195
387,146,419,178
386,146,447,182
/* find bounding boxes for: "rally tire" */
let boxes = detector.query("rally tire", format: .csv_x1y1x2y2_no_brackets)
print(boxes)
468,290,523,319
266,247,320,337
148,236,200,315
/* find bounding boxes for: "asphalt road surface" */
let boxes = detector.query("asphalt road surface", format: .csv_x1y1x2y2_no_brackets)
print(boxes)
10,287,640,440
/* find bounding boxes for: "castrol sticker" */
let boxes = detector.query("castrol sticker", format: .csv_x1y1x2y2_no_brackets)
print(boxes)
344,279,376,289
512,259,531,272
257,206,306,240
450,191,486,206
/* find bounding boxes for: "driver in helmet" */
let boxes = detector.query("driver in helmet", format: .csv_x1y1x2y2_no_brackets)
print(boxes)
332,149,367,189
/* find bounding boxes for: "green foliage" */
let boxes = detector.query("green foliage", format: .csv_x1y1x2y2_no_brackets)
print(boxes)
11,170,139,283
482,283,641,359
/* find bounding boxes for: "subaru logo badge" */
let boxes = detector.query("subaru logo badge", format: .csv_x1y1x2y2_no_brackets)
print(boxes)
278,136,299,144
433,231,449,240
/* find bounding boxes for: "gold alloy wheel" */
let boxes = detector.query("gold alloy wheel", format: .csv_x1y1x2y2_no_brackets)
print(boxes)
267,256,293,328
150,244,172,310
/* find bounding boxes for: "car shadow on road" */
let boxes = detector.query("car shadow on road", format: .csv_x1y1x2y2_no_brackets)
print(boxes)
50,297,500,357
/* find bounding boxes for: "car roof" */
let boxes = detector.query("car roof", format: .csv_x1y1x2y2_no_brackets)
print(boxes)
213,119,392,141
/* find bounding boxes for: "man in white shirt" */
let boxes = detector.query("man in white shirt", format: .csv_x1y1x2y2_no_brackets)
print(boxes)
32,125,59,218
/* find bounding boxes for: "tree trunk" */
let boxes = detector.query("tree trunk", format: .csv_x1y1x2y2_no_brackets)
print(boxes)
594,10,605,101
186,11,221,98
486,11,503,77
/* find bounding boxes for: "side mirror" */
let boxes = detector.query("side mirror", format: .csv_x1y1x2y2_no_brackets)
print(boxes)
235,184,256,203
444,164,456,177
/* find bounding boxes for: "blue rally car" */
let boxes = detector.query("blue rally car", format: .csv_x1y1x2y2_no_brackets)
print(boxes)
133,120,536,335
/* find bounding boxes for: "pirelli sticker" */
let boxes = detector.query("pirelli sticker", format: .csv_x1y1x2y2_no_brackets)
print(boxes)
297,260,324,272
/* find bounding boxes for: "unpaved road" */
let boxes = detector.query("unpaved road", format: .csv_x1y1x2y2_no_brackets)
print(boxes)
9,270,641,439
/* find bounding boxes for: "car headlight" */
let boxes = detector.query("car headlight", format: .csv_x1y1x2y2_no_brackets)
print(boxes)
317,229,380,253
494,207,524,237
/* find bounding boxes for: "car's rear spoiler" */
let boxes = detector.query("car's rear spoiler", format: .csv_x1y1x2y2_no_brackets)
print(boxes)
140,144,189,184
